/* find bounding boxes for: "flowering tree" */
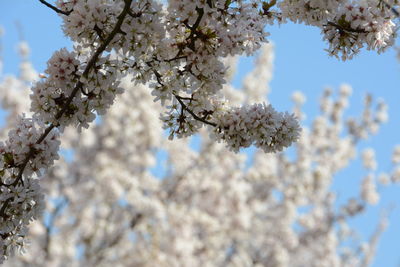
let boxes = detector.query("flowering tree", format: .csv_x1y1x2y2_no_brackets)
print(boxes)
0,0,399,265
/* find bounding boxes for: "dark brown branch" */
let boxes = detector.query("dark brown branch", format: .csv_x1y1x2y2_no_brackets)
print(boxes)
164,55,188,62
130,213,143,228
207,0,215,8
186,7,205,51
127,9,142,18
176,96,193,101
191,7,205,31
94,25,105,41
38,0,73,16
326,21,367,34
0,199,11,218
147,63,216,127
174,95,217,127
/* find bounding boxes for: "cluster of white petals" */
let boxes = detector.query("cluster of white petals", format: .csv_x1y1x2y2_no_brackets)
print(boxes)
278,0,397,59
213,103,301,152
3,117,60,177
58,0,123,46
31,48,122,130
0,117,59,263
0,178,43,264
361,174,380,205
323,1,396,59
362,148,377,170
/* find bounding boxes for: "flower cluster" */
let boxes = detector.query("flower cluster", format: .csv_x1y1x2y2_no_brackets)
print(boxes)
0,179,44,264
3,117,60,177
362,147,377,170
323,1,396,60
0,117,59,263
167,0,269,57
279,0,343,26
361,174,379,204
213,103,301,152
347,94,388,140
30,48,79,126
117,0,164,60
57,0,123,47
278,0,397,60
31,48,123,131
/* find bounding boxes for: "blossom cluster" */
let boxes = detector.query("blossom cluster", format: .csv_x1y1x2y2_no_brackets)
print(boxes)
0,117,60,263
31,48,123,131
213,103,301,153
58,0,123,47
323,1,396,60
30,48,79,125
278,0,397,59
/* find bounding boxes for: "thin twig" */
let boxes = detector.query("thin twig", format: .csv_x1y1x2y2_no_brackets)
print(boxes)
174,95,217,127
326,21,366,34
147,61,216,127
38,0,73,16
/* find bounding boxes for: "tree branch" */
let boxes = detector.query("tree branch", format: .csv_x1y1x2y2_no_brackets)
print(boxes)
174,94,217,127
38,0,73,16
147,62,217,128
185,7,205,51
326,21,367,34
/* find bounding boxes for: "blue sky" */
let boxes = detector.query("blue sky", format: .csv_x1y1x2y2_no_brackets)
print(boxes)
1,1,400,266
